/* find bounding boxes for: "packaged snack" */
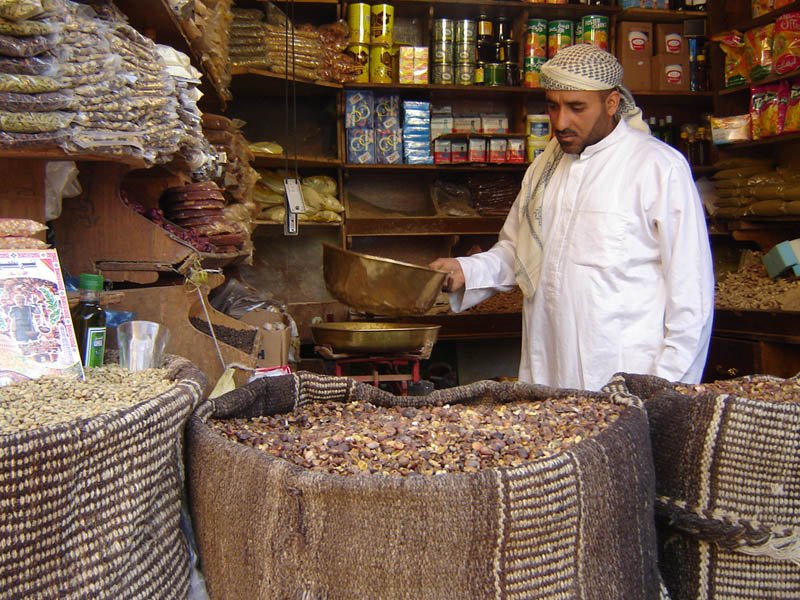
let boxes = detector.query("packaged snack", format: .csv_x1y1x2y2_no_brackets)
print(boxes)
774,12,800,75
744,24,774,81
346,128,375,164
750,82,786,139
374,94,400,129
344,89,373,128
783,78,800,132
712,30,748,87
0,218,46,237
709,114,753,144
375,128,402,164
752,0,773,17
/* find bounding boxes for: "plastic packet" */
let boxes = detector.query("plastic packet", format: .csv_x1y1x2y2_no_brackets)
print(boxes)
774,12,800,75
744,24,774,81
0,217,46,236
0,110,73,133
0,16,59,36
783,79,800,133
0,0,44,21
0,54,59,76
750,82,786,139
0,89,74,112
257,170,286,193
0,32,59,57
713,165,776,180
232,8,264,21
307,210,342,223
0,237,48,249
747,199,788,216
248,140,282,155
712,30,748,88
712,157,774,170
302,174,337,195
709,114,752,144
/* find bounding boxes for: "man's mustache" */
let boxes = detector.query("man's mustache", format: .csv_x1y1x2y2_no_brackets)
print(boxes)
555,129,577,136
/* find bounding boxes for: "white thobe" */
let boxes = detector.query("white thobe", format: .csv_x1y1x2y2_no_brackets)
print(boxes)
451,119,715,391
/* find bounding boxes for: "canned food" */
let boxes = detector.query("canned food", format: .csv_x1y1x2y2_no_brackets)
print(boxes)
575,20,584,44
456,63,475,85
347,3,371,44
432,63,455,85
454,41,477,63
370,44,394,83
527,140,549,162
523,57,545,88
582,15,609,50
455,19,477,44
433,18,454,42
547,20,573,58
431,39,454,64
525,19,547,60
474,61,485,85
526,114,551,140
346,44,370,82
505,62,519,86
370,4,394,45
485,62,506,86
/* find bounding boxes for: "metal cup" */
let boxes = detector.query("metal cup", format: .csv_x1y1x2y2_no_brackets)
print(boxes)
117,320,170,371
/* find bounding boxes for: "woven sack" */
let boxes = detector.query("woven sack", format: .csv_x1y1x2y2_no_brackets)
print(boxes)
604,372,800,600
0,355,207,600
187,371,660,600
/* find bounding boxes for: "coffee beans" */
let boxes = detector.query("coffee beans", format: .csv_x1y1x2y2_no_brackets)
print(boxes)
676,376,800,403
189,316,256,354
209,396,622,477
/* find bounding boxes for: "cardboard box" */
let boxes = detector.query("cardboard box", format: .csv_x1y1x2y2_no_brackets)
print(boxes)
433,138,451,164
239,309,291,368
652,54,690,92
655,23,687,57
616,22,653,92
480,114,509,134
453,116,480,134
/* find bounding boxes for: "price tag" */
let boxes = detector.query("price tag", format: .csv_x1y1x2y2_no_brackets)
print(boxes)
284,198,298,236
284,178,306,214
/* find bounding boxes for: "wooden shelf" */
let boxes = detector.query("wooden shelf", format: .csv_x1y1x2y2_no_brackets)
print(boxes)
0,147,148,169
713,308,800,345
252,153,341,169
719,66,800,95
619,8,708,22
721,131,800,148
436,133,527,140
253,220,342,227
375,312,522,340
692,165,716,177
230,67,342,96
345,215,506,236
344,82,533,95
722,0,800,33
344,162,528,171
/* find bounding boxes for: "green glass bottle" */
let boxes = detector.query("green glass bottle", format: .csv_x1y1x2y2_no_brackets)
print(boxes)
71,273,106,368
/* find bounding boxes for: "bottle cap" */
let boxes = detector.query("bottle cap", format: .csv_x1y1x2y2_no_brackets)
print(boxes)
78,273,104,291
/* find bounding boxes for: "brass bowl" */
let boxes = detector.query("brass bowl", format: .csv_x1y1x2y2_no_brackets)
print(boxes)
311,322,441,354
322,244,448,316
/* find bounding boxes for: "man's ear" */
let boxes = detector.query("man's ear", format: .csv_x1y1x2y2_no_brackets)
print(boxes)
606,90,621,117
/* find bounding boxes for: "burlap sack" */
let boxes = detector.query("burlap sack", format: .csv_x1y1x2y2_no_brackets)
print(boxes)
188,371,660,600
0,355,207,600
604,373,800,600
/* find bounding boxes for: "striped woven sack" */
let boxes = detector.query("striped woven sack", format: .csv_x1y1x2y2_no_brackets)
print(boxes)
187,371,661,600
0,355,207,600
603,373,800,600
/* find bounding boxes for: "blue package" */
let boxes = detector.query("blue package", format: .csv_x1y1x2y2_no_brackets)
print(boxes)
376,128,403,164
404,152,434,165
402,126,430,140
403,140,432,151
404,114,431,127
346,128,375,164
402,100,431,112
345,90,374,128
375,95,401,130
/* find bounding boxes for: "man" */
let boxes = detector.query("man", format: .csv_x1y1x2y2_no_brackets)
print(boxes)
431,44,714,391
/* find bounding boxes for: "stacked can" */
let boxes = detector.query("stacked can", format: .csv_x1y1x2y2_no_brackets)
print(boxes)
370,3,395,83
581,15,609,51
526,114,551,162
431,19,454,85
347,3,371,82
454,19,477,85
547,20,573,59
523,19,547,88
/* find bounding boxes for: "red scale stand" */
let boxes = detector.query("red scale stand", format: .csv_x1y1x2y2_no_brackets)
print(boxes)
315,346,422,395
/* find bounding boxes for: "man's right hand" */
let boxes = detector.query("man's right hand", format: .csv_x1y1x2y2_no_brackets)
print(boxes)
429,258,465,293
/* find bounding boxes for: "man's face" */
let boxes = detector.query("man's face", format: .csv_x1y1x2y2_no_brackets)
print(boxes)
546,89,620,154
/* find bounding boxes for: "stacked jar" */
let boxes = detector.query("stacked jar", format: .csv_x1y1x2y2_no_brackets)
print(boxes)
476,15,519,87
431,19,454,85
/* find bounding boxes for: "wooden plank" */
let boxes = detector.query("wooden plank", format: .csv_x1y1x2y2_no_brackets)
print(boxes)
346,216,505,236
0,158,46,224
713,308,800,344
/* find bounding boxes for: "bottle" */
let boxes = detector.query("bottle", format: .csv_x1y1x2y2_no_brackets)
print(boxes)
664,115,675,146
495,17,511,43
648,116,658,137
679,130,690,162
658,118,667,142
696,53,709,91
696,126,710,165
477,14,493,44
71,273,106,368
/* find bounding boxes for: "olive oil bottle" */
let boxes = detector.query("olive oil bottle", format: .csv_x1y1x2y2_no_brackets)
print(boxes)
71,273,106,368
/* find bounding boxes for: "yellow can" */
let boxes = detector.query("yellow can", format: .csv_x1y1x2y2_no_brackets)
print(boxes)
371,3,394,45
347,3,371,44
346,43,370,82
370,44,394,83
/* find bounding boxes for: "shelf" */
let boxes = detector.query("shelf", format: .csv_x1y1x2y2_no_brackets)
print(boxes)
411,0,619,19
345,215,506,236
718,66,800,95
712,308,800,345
619,8,708,22
0,146,148,169
253,220,342,227
691,165,716,177
374,312,522,340
720,131,800,148
344,82,533,95
723,0,800,33
344,162,528,171
252,153,341,169
436,133,527,140
230,67,342,96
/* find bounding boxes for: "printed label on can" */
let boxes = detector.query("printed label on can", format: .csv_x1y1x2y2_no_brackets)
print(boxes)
370,4,394,44
433,64,454,84
456,63,475,85
346,44,370,82
347,3,371,43
547,20,574,59
432,39,454,63
455,19,477,43
454,43,476,63
582,15,609,50
433,18,454,41
370,45,394,83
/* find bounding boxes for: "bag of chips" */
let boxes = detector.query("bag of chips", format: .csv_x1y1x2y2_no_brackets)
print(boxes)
744,24,774,81
783,79,800,133
750,82,786,139
774,12,800,75
713,30,748,88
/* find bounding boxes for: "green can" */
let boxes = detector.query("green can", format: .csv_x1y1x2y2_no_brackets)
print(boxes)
575,20,584,44
431,39,454,64
433,18,454,42
456,63,475,85
485,62,506,86
547,19,573,59
454,41,477,63
581,15,609,50
454,19,477,44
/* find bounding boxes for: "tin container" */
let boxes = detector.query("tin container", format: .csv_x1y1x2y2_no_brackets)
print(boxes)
455,63,475,85
525,19,547,61
431,39,453,63
526,139,549,162
432,63,455,84
575,20,584,45
455,19,477,44
523,57,545,87
346,43,370,82
454,41,477,63
485,62,506,86
582,15,609,50
347,3,371,44
526,114,551,141
547,20,573,58
433,18,454,42
370,44,394,83
370,4,394,45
